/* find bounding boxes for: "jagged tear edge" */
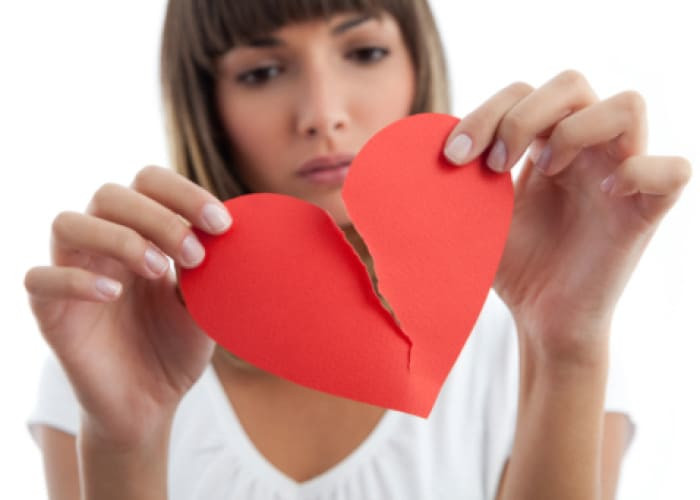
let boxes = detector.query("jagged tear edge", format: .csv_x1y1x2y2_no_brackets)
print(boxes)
321,209,414,371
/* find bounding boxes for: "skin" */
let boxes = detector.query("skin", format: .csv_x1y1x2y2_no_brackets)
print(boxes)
214,12,415,227
444,73,691,498
23,10,690,500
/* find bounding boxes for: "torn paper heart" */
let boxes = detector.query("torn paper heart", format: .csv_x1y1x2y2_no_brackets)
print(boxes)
180,113,513,417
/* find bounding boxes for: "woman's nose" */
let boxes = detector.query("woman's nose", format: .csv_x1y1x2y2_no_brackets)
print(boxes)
295,67,349,139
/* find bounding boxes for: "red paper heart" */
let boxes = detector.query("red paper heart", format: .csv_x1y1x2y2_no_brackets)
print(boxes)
180,113,513,417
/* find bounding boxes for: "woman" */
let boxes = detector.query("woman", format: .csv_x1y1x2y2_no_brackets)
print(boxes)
24,1,691,499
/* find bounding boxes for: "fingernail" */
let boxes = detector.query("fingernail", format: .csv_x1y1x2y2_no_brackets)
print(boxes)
444,134,473,164
202,203,232,233
535,144,552,173
486,139,507,172
600,174,616,194
145,246,169,276
95,277,122,299
181,234,205,266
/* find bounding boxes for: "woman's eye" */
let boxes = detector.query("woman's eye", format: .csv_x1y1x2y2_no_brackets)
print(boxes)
236,65,283,86
348,47,389,64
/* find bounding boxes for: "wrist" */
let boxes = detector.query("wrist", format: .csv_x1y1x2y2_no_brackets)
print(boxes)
78,416,173,500
79,415,173,453
502,335,609,500
79,404,176,450
515,317,611,369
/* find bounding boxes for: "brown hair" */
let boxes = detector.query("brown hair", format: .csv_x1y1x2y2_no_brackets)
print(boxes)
159,0,450,200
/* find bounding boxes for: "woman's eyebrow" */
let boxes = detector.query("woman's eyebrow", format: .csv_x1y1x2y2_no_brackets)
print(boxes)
246,14,374,48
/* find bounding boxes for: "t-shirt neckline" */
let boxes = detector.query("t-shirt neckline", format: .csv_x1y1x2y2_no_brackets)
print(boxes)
203,364,401,495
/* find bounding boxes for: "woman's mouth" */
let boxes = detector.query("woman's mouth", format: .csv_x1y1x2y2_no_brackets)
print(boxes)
296,153,354,187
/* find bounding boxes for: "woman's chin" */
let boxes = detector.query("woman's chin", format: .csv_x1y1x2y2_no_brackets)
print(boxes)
316,195,352,228
332,212,352,229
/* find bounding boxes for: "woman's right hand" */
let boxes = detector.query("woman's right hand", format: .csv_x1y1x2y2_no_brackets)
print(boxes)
24,165,233,447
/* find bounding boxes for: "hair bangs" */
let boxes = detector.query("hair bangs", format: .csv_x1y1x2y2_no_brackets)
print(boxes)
189,0,408,72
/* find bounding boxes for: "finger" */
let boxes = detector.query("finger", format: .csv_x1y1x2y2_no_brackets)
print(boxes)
175,265,186,307
602,155,692,207
443,81,535,166
86,183,206,268
130,165,232,234
24,265,123,303
538,90,649,176
485,69,599,173
51,211,171,279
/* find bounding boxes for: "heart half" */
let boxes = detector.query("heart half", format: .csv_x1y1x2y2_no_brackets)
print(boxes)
180,113,513,417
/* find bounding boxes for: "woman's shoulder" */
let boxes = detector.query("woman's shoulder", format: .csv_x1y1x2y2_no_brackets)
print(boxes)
27,353,225,443
27,354,81,442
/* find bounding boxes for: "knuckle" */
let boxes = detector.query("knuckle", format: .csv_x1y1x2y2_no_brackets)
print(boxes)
550,121,576,150
557,70,597,102
113,228,145,262
23,267,42,294
500,109,530,138
558,69,587,87
672,156,693,184
132,165,164,191
619,90,646,117
90,183,121,213
51,211,76,238
507,81,535,97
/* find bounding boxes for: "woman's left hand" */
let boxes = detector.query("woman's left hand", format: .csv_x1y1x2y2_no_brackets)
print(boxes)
444,69,692,364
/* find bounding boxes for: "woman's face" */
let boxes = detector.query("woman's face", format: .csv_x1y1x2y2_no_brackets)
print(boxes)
214,11,416,228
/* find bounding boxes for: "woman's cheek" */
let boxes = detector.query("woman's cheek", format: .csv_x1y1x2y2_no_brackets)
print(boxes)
224,101,285,190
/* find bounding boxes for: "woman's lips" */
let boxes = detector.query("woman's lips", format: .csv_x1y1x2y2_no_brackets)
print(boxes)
296,153,354,187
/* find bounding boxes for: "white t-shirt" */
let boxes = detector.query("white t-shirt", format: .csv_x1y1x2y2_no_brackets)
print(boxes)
27,288,635,500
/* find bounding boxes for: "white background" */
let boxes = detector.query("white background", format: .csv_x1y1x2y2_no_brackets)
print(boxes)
1,1,698,498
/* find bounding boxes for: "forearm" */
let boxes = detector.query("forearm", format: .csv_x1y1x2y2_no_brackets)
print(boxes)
77,417,173,500
498,327,609,500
